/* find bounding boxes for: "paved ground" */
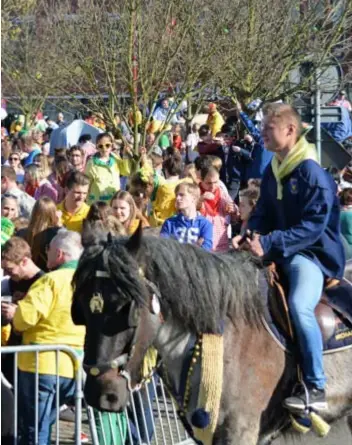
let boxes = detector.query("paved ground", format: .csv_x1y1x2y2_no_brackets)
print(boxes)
55,414,351,445
273,416,351,445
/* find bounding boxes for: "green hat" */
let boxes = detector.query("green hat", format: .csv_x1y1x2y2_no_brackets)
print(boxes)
1,217,15,246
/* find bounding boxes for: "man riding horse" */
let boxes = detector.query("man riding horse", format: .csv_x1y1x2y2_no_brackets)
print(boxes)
235,103,345,411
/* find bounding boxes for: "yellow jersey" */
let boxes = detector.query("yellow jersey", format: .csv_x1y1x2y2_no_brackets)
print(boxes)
13,261,85,378
57,201,90,233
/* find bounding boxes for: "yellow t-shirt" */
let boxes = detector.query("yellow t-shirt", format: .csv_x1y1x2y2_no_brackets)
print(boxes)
13,263,85,378
57,201,90,233
150,177,192,227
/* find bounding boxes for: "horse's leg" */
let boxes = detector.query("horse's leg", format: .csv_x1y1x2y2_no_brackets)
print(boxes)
217,320,290,445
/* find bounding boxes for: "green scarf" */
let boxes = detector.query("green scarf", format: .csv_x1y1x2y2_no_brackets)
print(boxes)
271,136,319,200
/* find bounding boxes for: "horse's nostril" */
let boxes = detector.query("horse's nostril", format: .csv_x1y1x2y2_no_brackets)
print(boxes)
106,392,118,404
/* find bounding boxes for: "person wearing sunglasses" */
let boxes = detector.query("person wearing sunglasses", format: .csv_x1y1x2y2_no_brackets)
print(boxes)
85,132,133,204
8,151,25,184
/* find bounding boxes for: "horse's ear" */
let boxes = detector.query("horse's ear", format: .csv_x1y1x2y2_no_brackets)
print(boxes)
125,220,143,255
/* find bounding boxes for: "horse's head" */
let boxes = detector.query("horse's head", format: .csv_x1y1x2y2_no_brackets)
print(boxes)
72,225,163,412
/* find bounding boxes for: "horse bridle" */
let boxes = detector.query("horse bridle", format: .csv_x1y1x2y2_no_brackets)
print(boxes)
82,268,162,390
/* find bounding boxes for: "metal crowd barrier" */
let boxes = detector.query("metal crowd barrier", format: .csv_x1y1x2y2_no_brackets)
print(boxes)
87,374,193,445
1,344,83,445
1,345,193,445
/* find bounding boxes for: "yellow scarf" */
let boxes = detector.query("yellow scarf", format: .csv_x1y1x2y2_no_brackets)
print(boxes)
271,136,319,200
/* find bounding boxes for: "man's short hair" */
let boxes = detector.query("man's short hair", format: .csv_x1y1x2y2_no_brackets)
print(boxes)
175,182,200,201
1,166,17,182
239,188,260,208
51,229,83,260
1,237,32,263
68,145,84,156
194,156,213,172
209,155,222,171
262,103,303,135
78,134,92,144
65,171,90,190
199,125,210,138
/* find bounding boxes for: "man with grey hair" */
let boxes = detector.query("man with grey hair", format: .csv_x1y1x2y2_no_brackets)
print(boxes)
46,229,83,270
7,229,85,445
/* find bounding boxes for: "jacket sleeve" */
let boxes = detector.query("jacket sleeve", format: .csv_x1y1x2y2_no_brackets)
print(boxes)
238,146,252,161
160,219,172,238
247,193,274,235
13,276,54,332
260,184,334,259
247,171,275,235
239,112,263,145
200,219,213,251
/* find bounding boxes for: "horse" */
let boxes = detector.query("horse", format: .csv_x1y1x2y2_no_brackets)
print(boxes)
72,226,352,445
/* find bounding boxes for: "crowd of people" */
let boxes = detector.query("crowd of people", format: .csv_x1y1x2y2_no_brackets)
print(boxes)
1,98,352,443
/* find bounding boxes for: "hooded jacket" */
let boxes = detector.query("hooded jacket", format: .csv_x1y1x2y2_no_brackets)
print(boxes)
85,153,131,204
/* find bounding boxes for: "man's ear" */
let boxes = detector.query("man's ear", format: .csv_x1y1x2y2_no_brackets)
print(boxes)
287,123,296,136
21,257,29,267
57,248,65,262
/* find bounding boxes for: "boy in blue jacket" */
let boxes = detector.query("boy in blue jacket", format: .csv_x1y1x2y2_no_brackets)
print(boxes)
161,182,213,250
234,103,345,411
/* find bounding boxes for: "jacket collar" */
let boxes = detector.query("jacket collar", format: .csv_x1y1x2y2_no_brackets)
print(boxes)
57,260,79,270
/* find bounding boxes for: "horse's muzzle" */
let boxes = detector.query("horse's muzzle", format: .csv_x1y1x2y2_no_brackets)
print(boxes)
84,371,129,412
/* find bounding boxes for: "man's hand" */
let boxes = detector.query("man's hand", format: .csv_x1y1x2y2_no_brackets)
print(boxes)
201,191,215,200
123,144,133,157
243,134,253,144
1,302,17,323
232,235,242,249
245,233,264,257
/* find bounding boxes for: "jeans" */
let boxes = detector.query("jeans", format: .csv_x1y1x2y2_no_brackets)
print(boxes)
282,254,326,389
18,371,76,445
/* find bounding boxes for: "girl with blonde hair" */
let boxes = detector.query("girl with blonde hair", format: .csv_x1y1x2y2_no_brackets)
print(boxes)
111,190,149,234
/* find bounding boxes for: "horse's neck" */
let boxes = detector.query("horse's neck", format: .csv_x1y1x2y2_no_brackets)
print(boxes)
154,319,192,394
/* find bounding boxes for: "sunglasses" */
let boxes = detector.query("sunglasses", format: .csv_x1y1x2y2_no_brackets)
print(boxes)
9,157,20,161
97,143,112,149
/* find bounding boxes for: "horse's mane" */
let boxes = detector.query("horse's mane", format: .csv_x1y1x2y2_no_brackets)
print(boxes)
73,231,264,334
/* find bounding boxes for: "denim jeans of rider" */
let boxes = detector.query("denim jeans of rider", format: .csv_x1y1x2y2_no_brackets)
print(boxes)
18,370,75,445
282,254,326,390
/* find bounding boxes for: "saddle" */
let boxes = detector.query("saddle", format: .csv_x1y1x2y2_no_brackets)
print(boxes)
265,264,352,350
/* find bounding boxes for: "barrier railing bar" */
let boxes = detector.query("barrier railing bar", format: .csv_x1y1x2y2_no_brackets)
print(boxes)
86,405,100,445
13,352,18,445
130,390,143,443
35,350,39,445
144,380,159,445
137,390,151,445
124,406,134,443
2,345,83,445
151,375,168,444
98,410,107,445
56,349,60,445
159,378,175,444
